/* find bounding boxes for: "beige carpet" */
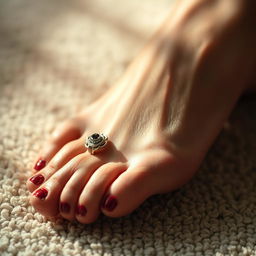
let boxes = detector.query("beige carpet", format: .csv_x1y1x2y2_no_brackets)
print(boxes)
1,0,256,255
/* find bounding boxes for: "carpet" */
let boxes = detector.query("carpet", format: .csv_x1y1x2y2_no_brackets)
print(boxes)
1,0,256,255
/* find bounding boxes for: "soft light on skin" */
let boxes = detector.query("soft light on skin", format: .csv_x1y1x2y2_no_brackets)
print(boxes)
28,0,256,223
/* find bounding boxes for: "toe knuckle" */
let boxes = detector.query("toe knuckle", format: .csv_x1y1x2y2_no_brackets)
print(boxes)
63,184,77,194
70,154,87,170
48,159,58,170
61,140,77,152
47,175,62,188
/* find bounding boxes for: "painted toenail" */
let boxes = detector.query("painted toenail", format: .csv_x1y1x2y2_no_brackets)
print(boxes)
34,159,46,171
76,205,87,216
60,202,70,213
102,195,118,211
29,174,45,185
33,188,48,200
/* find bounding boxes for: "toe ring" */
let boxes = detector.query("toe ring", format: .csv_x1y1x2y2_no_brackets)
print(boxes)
85,133,108,155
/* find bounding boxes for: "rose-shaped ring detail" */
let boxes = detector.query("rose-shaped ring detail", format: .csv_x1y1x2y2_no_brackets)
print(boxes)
85,133,108,154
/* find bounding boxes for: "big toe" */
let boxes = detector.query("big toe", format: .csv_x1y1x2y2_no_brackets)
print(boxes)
100,165,157,218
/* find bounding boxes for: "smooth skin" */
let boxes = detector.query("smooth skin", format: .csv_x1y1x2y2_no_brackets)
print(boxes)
27,0,256,224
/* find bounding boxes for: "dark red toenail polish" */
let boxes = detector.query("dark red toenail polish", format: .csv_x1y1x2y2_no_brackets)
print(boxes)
76,205,87,216
33,188,48,200
29,174,45,185
102,195,118,211
60,202,70,213
34,159,46,171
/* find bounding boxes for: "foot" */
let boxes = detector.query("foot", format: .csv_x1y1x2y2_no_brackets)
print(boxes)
27,0,256,223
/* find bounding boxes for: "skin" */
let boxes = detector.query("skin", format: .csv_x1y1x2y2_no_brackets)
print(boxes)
27,0,256,224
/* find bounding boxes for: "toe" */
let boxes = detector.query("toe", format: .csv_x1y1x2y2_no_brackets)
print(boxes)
100,151,185,218
48,138,86,171
33,118,84,172
27,138,85,193
76,162,127,224
29,153,89,217
59,157,106,221
100,165,156,218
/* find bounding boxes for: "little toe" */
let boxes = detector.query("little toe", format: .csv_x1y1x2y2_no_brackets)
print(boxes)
59,158,105,221
101,165,157,218
29,153,89,217
33,118,84,172
27,138,85,192
76,162,127,224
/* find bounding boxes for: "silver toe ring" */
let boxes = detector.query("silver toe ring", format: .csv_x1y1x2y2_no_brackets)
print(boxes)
85,133,108,155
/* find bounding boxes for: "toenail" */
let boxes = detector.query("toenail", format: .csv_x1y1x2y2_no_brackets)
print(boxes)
33,188,48,200
34,159,46,171
60,202,70,213
101,195,118,211
29,174,45,185
76,205,87,216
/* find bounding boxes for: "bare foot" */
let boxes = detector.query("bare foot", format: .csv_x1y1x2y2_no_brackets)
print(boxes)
27,0,256,223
